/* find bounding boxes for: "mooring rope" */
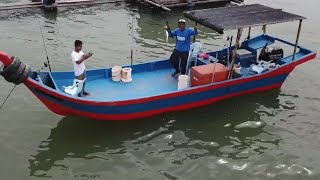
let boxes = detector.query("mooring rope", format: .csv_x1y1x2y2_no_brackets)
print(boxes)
0,84,16,110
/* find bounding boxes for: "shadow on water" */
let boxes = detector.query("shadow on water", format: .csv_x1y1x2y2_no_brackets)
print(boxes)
29,89,282,177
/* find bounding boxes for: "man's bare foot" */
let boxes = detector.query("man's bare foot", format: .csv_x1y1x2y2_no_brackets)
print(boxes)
83,91,90,96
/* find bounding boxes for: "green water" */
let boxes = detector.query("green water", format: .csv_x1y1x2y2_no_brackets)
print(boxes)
0,0,320,179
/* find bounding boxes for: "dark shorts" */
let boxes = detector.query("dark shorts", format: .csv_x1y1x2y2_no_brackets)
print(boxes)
169,49,189,74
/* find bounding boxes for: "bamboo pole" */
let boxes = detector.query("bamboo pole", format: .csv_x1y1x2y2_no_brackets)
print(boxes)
292,19,302,60
211,52,218,83
228,28,243,79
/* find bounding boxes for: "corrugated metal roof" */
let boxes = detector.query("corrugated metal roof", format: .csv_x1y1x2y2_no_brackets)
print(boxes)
184,4,305,34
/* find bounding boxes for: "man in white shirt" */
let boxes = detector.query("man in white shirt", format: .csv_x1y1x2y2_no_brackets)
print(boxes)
71,40,92,96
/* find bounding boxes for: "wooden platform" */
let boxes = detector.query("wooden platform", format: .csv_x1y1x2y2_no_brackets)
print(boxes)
0,0,123,11
139,0,235,11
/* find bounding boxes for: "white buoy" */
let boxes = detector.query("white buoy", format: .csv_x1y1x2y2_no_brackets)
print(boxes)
111,66,122,82
121,67,132,83
178,74,189,90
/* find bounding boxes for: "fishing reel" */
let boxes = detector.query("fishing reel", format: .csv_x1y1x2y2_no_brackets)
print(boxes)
36,62,48,73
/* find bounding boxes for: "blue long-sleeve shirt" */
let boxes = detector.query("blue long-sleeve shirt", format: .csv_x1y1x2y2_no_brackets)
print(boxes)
168,28,198,52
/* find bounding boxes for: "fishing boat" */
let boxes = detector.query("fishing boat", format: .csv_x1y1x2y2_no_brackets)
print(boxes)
0,4,317,120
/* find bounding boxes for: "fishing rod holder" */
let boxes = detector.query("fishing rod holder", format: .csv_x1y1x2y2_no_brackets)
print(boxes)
36,62,48,73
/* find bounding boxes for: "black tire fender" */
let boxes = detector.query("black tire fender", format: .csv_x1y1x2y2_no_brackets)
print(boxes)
14,65,31,85
0,57,22,78
5,63,26,83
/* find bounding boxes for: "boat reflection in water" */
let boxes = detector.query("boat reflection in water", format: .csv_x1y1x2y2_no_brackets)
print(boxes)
29,90,286,178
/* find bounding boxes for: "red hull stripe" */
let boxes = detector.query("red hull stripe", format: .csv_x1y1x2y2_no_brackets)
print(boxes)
35,82,283,120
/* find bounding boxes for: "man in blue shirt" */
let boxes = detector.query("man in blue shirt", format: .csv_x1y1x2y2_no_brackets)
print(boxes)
166,19,198,77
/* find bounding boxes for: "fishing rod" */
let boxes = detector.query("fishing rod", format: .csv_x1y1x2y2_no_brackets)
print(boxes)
130,14,134,67
37,16,52,73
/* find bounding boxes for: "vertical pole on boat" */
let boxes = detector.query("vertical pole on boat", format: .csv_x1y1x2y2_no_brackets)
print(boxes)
292,19,303,61
193,22,197,43
262,25,266,34
247,27,251,40
130,14,134,67
211,53,218,83
226,36,230,66
227,36,233,64
228,28,243,79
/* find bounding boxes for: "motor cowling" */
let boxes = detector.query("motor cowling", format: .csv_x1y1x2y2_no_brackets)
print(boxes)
259,45,284,63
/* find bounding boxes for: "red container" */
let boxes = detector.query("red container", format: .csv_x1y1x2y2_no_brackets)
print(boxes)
191,63,229,87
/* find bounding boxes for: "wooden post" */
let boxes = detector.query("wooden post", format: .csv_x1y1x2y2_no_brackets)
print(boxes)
292,19,302,60
262,25,266,34
228,28,243,79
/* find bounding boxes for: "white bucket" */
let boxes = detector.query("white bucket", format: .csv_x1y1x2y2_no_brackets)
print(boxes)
178,74,189,90
121,67,132,83
234,66,241,74
112,66,122,82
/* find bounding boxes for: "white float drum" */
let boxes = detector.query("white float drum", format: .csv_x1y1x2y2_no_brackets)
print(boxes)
112,66,122,82
121,67,132,83
178,74,189,90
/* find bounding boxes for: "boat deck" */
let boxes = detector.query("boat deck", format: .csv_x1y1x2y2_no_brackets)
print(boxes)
55,68,178,101
87,69,178,101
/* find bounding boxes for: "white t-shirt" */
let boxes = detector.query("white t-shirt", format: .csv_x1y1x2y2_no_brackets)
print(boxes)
71,50,86,76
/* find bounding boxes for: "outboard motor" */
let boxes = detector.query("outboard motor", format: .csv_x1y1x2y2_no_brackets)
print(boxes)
259,43,284,63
